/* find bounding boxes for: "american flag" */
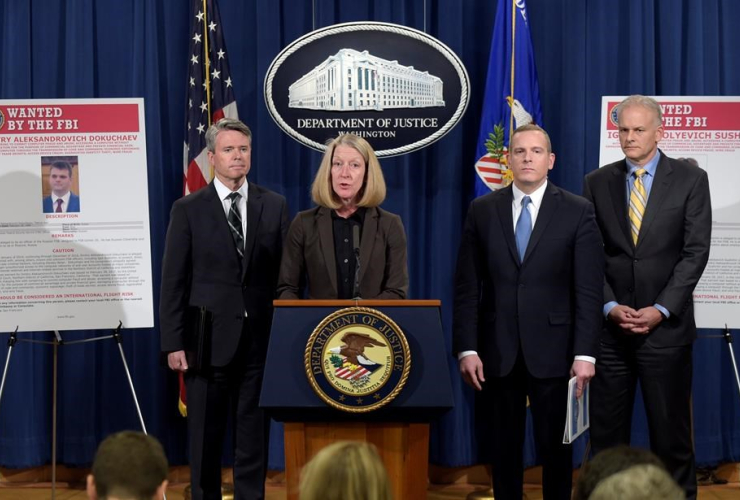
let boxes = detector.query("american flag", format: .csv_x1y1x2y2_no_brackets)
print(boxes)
179,0,239,417
183,0,239,195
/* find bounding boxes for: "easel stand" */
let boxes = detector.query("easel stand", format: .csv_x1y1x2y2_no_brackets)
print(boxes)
700,325,740,402
0,322,151,500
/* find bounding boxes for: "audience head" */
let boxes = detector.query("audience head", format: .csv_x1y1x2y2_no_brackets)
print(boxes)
573,445,667,500
299,441,392,500
86,431,168,500
589,463,684,499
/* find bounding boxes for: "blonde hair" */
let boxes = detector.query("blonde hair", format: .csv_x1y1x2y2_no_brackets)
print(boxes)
311,134,386,209
299,441,392,500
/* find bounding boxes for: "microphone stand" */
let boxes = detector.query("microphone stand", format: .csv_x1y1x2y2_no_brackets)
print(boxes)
352,246,361,300
352,224,362,300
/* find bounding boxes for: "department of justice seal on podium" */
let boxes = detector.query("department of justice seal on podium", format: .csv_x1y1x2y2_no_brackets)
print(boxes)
304,307,411,413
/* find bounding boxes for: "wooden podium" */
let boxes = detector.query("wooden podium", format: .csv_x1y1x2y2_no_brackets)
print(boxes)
260,300,453,500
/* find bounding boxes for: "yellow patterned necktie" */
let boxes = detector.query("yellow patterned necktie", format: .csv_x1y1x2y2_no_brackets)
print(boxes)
628,168,647,245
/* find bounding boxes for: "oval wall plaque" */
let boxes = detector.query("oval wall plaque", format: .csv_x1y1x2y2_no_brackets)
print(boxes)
264,22,470,157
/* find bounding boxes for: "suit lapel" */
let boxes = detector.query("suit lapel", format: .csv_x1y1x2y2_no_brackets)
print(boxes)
316,207,338,296
636,153,673,250
242,183,263,280
495,187,520,266
522,182,559,263
608,161,633,248
358,207,378,284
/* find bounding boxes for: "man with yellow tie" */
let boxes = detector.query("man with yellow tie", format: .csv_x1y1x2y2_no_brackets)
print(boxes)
583,95,712,500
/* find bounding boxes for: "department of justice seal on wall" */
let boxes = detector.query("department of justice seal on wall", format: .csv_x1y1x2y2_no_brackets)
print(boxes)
304,307,411,413
265,21,470,157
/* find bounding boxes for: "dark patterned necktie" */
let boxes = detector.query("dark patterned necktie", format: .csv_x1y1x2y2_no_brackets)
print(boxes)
55,199,63,213
227,192,244,259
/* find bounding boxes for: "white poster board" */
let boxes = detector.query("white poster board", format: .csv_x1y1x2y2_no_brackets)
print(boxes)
0,99,154,331
599,96,740,329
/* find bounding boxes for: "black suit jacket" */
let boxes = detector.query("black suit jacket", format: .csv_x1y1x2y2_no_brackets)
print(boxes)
583,152,711,347
453,182,604,379
276,206,408,299
160,181,289,367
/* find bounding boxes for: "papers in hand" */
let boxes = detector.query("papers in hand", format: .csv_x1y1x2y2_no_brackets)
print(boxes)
563,376,590,444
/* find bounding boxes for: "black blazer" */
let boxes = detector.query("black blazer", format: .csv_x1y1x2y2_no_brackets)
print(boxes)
277,206,408,299
453,182,604,379
160,182,289,366
583,152,711,347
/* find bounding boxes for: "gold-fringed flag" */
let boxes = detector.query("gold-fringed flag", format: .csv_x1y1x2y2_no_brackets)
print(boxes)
474,0,543,196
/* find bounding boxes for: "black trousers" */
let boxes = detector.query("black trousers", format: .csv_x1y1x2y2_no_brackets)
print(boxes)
186,326,269,500
590,337,696,500
480,353,572,500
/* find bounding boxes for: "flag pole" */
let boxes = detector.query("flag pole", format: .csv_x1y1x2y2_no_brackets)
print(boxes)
508,0,516,142
203,0,212,125
202,0,214,180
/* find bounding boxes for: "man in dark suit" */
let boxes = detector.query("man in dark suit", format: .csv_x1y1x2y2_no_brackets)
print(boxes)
160,118,289,500
454,124,604,500
583,95,711,500
43,160,80,213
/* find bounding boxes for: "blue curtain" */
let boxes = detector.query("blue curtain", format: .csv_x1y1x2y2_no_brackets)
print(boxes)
1,0,739,470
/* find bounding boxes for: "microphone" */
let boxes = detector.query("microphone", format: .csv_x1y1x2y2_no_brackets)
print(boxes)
352,224,361,300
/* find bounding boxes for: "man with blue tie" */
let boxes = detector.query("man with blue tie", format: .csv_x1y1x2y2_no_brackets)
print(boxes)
584,95,712,500
454,124,604,500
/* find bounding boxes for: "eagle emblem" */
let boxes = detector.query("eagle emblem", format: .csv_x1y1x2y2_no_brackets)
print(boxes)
305,307,411,413
329,332,385,387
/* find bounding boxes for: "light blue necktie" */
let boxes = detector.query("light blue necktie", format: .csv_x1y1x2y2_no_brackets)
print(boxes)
515,196,532,261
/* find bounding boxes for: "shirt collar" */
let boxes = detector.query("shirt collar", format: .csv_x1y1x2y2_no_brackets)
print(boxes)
52,192,71,205
512,180,548,209
213,176,248,202
626,150,661,178
331,206,366,223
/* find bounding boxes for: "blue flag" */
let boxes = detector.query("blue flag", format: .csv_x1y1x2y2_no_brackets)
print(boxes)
474,0,543,197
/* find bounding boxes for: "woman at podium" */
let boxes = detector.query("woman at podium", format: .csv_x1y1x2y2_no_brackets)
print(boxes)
277,133,408,300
